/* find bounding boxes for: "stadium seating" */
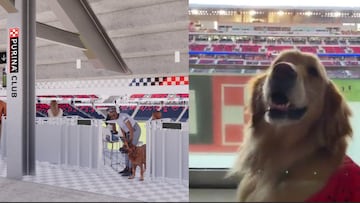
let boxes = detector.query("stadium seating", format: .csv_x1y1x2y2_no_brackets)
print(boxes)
176,93,189,98
58,104,90,118
260,61,271,66
297,46,318,53
130,94,145,99
189,44,208,51
211,44,236,52
179,109,188,122
324,39,339,45
240,45,262,52
217,59,244,65
161,106,185,121
134,106,159,121
349,39,360,45
189,58,198,64
34,92,189,122
77,105,105,119
266,45,294,52
321,61,342,66
322,46,346,53
36,112,46,117
350,46,360,53
151,94,168,99
236,38,251,44
36,103,188,122
36,103,50,116
119,105,137,116
198,59,215,65
344,60,359,66
189,24,360,73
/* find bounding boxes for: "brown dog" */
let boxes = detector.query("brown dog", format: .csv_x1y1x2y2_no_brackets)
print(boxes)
230,50,356,201
123,142,146,181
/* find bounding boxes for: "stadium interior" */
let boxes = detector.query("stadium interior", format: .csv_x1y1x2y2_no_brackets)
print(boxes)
0,0,189,202
189,4,360,202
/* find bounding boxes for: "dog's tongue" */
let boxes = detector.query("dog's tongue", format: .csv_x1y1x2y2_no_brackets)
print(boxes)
270,103,289,111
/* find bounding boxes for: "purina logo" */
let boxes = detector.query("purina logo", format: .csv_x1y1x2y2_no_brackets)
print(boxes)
9,28,19,73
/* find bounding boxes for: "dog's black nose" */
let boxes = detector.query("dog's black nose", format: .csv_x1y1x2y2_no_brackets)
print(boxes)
272,62,297,81
269,62,297,95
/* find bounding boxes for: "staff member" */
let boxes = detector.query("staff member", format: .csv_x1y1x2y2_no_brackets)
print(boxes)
47,100,63,117
0,100,6,140
107,106,141,177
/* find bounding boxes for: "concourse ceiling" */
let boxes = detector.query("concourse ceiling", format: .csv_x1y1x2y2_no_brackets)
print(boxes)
0,0,188,80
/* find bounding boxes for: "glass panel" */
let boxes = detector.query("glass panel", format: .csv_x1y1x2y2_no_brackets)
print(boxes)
189,66,360,169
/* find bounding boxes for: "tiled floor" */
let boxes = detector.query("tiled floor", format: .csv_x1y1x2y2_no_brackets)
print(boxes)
0,153,189,202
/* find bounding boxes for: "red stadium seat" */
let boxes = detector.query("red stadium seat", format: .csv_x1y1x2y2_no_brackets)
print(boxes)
297,46,318,53
350,46,360,53
266,45,294,52
189,44,208,51
211,44,236,52
322,46,346,53
240,45,261,53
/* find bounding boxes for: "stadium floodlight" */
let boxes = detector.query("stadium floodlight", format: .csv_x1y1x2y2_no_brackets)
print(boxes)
249,10,256,16
218,9,227,15
189,0,360,9
333,11,341,17
305,11,313,16
191,9,199,15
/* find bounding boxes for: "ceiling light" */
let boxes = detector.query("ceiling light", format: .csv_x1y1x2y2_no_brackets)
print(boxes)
333,12,341,17
76,59,81,69
277,10,284,16
249,10,256,16
191,9,199,15
219,10,226,15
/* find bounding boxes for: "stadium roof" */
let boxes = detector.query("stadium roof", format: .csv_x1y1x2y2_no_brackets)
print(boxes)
0,0,188,81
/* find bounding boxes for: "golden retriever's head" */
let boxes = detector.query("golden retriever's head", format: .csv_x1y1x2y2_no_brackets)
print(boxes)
249,50,352,148
262,50,328,125
122,141,136,154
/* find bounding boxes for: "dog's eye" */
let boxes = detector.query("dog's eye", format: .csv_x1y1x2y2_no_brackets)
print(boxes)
307,66,319,77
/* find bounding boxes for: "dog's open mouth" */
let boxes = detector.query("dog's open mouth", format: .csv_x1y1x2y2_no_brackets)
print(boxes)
267,92,307,120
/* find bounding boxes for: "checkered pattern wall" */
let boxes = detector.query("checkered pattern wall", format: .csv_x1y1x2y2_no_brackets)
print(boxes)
130,76,189,87
33,76,189,90
36,78,133,90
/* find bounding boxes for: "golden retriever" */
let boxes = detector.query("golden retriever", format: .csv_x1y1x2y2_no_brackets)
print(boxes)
230,50,354,202
123,142,146,181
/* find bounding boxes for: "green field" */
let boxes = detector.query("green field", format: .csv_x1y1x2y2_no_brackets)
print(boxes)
333,79,360,102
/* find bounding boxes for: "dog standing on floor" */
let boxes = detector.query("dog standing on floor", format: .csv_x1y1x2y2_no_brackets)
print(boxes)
230,50,360,202
123,142,146,181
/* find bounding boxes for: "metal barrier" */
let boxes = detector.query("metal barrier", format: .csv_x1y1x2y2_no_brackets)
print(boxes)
0,117,104,170
146,119,188,185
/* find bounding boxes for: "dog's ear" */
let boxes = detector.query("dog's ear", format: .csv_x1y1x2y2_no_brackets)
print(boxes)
247,73,267,127
321,81,352,151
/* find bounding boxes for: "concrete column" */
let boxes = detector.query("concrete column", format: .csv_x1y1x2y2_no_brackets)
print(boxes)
6,0,36,179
